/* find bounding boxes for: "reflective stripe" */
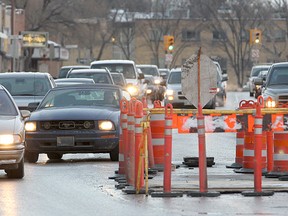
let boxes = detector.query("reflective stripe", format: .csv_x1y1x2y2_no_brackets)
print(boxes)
122,122,128,129
127,116,134,122
254,128,262,135
165,119,172,126
236,138,244,145
135,118,142,125
274,154,288,160
135,127,143,133
119,153,124,161
152,138,164,146
165,129,172,136
150,114,165,121
128,125,135,130
122,114,127,119
244,149,267,156
198,119,204,126
254,118,263,125
244,149,254,156
198,128,205,134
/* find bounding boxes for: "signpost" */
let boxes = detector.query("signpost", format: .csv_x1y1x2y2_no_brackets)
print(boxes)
182,48,220,197
181,51,218,108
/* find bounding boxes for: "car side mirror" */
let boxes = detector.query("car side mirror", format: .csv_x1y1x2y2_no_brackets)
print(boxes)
20,110,31,118
28,102,40,111
254,77,263,85
138,73,145,80
222,74,228,82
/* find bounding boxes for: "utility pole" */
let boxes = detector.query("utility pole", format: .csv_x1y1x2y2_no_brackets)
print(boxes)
11,0,15,71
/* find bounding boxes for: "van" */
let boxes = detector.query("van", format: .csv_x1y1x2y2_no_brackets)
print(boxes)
90,60,145,98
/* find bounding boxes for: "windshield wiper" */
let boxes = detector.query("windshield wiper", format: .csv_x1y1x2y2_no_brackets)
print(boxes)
13,93,36,96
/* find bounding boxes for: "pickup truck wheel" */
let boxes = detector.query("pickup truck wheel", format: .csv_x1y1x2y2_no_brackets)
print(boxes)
47,153,63,160
110,146,119,161
25,151,39,163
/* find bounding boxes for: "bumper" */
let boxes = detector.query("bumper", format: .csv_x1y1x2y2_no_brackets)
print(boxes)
25,131,119,154
0,144,24,168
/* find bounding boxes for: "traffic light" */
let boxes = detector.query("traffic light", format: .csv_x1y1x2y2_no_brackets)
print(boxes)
164,35,174,52
250,29,262,45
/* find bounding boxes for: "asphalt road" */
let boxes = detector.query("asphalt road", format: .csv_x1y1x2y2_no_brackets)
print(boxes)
1,91,288,216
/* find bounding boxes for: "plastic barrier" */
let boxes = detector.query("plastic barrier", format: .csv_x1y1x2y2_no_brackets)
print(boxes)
150,103,165,171
234,131,267,174
127,100,135,186
266,131,288,177
226,130,244,169
119,98,128,175
135,101,144,191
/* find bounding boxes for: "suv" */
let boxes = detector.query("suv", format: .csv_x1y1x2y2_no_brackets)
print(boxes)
66,68,114,84
247,64,271,97
136,64,165,102
164,68,216,109
0,72,56,111
90,60,145,98
257,62,288,108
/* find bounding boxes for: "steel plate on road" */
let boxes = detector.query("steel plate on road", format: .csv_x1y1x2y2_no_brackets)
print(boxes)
181,53,218,108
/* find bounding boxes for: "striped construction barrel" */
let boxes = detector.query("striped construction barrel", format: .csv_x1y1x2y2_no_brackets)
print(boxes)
243,131,267,170
272,132,288,173
235,131,267,174
150,113,165,171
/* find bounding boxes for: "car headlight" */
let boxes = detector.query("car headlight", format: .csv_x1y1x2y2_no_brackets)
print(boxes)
25,122,37,132
0,134,22,145
154,79,161,85
166,89,173,96
126,84,139,96
98,121,115,131
146,89,152,94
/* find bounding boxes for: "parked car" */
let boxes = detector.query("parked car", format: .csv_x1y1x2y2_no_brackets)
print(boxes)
58,65,90,79
0,85,30,178
66,68,114,84
164,68,216,109
136,64,165,102
110,72,127,87
256,62,288,108
55,78,95,87
0,72,56,111
24,84,131,163
90,60,145,99
247,64,271,97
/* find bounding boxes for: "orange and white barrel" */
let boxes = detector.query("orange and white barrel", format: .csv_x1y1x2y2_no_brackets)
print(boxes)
235,131,267,174
150,112,165,171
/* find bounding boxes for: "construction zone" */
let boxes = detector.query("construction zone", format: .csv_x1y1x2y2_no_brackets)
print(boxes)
109,96,288,198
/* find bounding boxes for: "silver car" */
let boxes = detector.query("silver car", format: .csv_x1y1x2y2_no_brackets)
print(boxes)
0,85,30,178
164,68,216,109
0,72,56,111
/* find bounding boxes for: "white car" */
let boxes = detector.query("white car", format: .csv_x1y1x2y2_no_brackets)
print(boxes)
90,60,145,98
0,85,30,178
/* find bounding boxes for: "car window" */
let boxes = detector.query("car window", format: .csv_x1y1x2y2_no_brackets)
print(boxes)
39,88,120,109
111,74,125,86
251,66,270,77
0,90,18,116
91,63,136,79
0,77,50,96
137,67,159,76
268,67,288,85
168,71,181,84
59,68,71,78
68,73,113,84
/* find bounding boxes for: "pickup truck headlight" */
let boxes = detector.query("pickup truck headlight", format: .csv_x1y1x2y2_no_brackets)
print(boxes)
154,79,161,85
166,89,173,96
98,121,115,130
0,134,22,145
25,122,37,132
266,97,276,108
